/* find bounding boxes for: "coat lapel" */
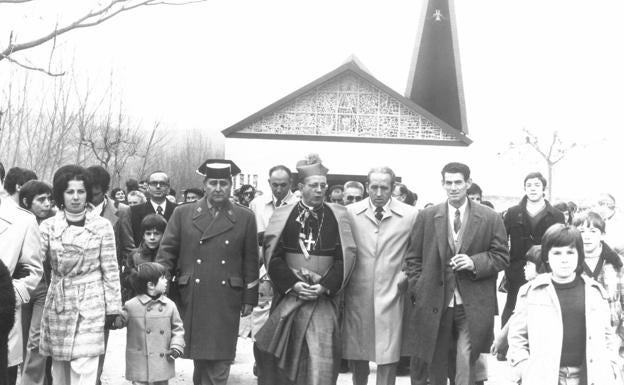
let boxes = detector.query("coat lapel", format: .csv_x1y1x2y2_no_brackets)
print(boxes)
199,202,235,242
459,202,484,254
192,198,212,236
434,204,449,264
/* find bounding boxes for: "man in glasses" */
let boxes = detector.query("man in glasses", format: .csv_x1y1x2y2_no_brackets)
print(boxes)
157,159,258,385
128,171,177,246
343,181,365,205
342,167,418,385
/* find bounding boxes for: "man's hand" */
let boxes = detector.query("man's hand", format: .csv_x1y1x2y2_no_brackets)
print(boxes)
169,347,183,359
307,284,328,297
293,281,318,301
450,254,475,272
241,304,253,317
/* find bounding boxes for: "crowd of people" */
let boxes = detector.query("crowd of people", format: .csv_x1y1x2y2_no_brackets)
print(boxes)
0,155,623,385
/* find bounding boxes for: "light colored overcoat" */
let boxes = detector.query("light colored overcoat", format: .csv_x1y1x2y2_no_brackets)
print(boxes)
39,210,122,360
508,274,621,385
122,294,184,382
0,198,43,366
342,198,417,364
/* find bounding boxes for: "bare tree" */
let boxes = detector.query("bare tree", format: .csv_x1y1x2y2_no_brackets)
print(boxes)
501,128,577,200
1,0,205,75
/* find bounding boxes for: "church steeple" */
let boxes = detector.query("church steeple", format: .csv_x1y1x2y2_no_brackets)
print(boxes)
405,0,468,134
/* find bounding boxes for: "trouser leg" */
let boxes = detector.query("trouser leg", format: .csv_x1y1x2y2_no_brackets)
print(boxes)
349,360,370,385
70,356,99,385
501,266,526,326
453,305,474,385
408,357,428,385
192,359,231,385
52,360,71,385
375,362,397,385
95,328,109,385
22,289,51,385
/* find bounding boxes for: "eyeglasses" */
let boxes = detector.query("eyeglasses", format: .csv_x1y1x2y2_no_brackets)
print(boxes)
243,191,255,197
148,181,169,188
345,195,363,202
330,198,343,203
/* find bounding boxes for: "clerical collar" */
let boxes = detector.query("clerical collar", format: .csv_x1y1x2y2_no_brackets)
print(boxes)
299,200,323,212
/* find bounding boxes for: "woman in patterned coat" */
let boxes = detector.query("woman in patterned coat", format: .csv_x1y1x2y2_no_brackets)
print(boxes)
39,165,122,385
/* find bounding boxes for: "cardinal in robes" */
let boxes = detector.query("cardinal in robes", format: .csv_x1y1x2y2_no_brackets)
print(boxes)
254,153,356,385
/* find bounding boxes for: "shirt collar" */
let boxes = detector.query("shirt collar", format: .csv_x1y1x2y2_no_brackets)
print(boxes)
369,197,392,212
272,190,293,207
150,199,166,213
90,199,105,217
448,198,468,218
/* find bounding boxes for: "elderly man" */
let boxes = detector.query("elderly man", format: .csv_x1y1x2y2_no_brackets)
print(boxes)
157,159,258,385
128,171,177,246
255,154,356,385
0,161,44,384
403,162,508,385
343,181,365,205
343,167,417,385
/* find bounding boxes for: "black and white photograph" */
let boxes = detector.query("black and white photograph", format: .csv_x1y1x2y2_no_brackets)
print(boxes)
1,0,624,384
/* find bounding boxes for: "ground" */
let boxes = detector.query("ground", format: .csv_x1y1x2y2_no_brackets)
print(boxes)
100,325,513,385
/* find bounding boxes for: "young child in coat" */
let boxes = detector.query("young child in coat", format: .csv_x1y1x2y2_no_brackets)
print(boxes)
117,262,184,385
507,223,621,385
122,214,167,302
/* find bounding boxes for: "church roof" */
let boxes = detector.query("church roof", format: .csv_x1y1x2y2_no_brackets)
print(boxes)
222,58,472,146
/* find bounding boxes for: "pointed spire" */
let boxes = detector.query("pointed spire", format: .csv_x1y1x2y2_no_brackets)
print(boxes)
405,0,468,134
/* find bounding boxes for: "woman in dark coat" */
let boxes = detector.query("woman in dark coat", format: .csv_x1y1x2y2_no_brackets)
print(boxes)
0,259,16,385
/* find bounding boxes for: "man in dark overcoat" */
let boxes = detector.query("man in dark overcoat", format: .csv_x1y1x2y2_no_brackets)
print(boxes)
403,162,509,385
157,159,259,385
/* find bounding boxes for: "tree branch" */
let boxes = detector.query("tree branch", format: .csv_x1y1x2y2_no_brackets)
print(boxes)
0,54,65,76
1,0,206,63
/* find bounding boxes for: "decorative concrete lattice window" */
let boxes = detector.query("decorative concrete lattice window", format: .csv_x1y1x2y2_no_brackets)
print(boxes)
242,72,455,141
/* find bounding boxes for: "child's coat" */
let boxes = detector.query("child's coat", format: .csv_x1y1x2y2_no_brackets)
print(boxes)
122,294,185,382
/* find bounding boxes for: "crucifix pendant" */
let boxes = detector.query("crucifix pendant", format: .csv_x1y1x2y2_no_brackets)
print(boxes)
304,232,316,251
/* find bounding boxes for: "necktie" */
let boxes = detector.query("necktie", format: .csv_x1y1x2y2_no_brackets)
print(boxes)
453,209,461,233
275,199,282,207
375,207,384,221
157,206,163,216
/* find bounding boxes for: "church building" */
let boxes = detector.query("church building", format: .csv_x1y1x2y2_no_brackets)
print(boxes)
222,0,471,204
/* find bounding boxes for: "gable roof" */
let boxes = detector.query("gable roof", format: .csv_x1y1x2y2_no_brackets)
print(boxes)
222,59,471,146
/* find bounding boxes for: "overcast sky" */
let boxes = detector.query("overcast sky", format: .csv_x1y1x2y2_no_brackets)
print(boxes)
2,0,624,203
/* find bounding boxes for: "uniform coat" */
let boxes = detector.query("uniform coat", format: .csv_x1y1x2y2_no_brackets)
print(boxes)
507,274,621,385
343,198,417,364
129,199,177,247
156,198,259,360
39,210,122,360
122,294,184,382
0,198,43,367
402,201,509,362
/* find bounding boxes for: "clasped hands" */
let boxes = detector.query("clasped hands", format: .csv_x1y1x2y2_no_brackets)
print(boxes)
293,281,328,301
449,253,475,272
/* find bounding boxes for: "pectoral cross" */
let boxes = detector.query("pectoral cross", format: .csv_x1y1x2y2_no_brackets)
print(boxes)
303,232,316,251
432,9,446,22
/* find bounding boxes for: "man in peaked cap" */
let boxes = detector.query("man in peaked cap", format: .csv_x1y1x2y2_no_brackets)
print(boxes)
157,159,258,385
254,154,356,385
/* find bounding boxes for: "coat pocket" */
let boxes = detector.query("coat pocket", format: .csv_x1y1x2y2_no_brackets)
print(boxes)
228,276,243,289
177,274,190,286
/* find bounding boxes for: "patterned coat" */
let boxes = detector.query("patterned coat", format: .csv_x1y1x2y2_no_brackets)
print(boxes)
39,210,122,360
122,294,184,382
